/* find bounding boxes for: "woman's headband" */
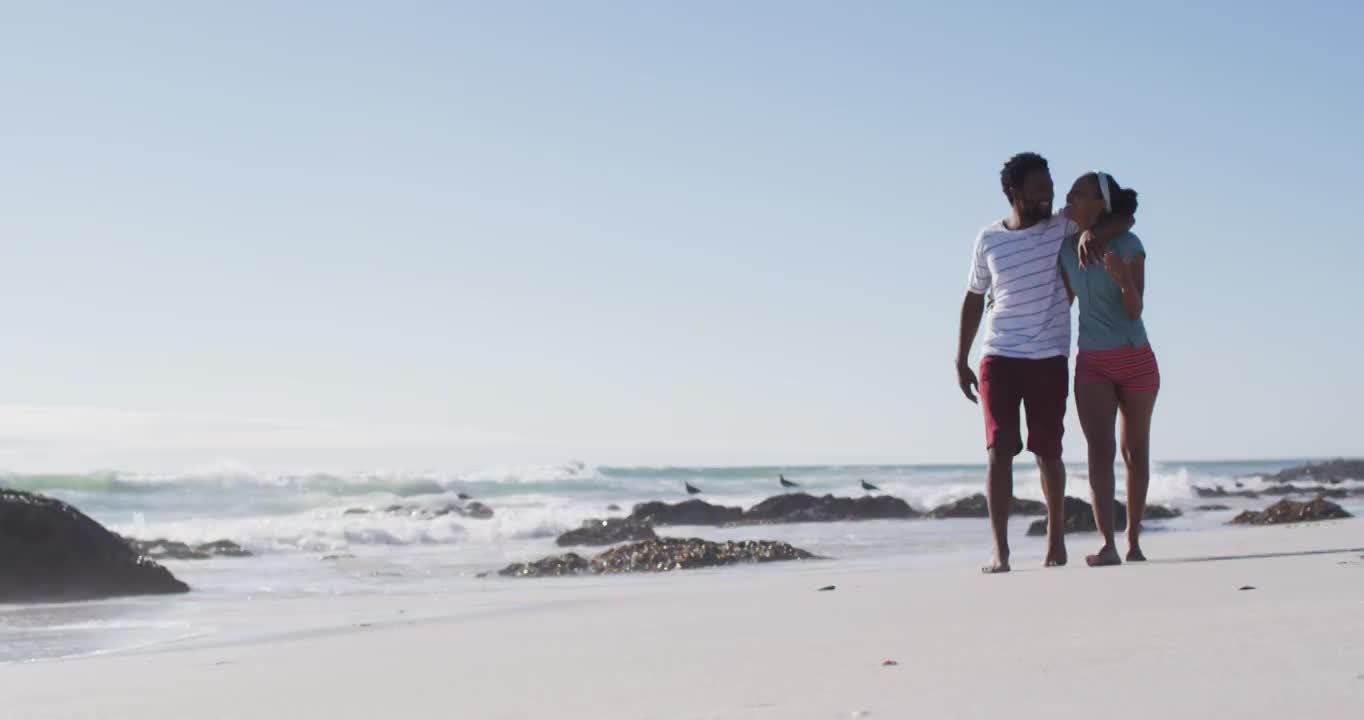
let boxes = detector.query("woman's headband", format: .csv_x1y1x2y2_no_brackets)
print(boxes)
1094,171,1112,212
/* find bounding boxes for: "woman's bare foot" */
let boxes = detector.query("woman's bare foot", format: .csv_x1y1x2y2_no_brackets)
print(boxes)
982,553,1011,574
1126,544,1146,562
1085,545,1122,567
1044,543,1068,567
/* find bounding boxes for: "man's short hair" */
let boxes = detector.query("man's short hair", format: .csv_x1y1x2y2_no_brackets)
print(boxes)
1000,152,1049,200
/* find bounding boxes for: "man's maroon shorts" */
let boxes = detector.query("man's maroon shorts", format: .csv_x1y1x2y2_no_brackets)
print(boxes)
979,355,1068,458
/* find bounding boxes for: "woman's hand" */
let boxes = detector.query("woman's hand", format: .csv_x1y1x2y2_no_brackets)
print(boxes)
1103,251,1135,290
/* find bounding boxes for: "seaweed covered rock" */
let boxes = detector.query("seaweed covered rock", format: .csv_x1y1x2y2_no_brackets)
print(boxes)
498,538,818,578
1229,498,1352,526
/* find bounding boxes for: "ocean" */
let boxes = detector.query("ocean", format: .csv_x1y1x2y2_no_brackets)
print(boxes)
3,458,1359,664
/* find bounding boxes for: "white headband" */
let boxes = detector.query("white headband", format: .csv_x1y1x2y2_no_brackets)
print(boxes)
1094,171,1112,212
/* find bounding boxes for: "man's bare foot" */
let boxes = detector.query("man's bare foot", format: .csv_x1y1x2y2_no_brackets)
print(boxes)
981,555,1011,574
1044,544,1068,567
1126,545,1146,562
1085,545,1122,567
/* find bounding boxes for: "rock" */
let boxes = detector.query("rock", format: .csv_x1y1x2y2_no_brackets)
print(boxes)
1260,484,1348,499
1,489,190,602
605,504,622,512
591,538,818,574
926,494,1046,519
1229,498,1353,526
498,538,818,578
1263,459,1364,485
343,501,493,520
1143,505,1183,520
1194,485,1259,499
556,518,657,547
741,493,920,524
1024,497,1182,536
1195,504,1232,511
498,553,591,578
121,538,253,560
321,553,356,561
628,499,743,526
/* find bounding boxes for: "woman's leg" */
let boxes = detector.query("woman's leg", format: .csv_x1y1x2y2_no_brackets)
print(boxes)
1075,380,1121,566
1118,387,1158,561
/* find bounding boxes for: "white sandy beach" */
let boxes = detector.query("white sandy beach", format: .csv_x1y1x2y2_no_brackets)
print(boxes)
3,519,1361,719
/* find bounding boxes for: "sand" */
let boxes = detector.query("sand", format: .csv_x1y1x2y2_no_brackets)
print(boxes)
3,519,1362,719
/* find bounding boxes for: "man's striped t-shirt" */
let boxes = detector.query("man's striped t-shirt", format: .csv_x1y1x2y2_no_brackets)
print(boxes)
966,214,1072,360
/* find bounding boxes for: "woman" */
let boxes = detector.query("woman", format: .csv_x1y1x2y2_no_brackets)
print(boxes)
1059,172,1158,567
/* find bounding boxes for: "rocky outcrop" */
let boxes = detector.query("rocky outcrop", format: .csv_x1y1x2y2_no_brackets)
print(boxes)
1260,484,1347,499
1194,486,1259,499
1263,459,1364,485
741,493,919,524
1143,505,1183,520
498,553,590,578
344,501,493,520
1,489,190,602
1229,498,1353,526
627,499,744,526
499,538,818,578
926,494,1046,519
556,518,657,547
1195,504,1232,511
121,537,252,561
1025,497,1181,536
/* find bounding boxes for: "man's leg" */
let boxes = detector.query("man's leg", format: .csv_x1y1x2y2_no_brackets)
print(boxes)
979,356,1022,574
985,446,1015,572
1023,356,1071,567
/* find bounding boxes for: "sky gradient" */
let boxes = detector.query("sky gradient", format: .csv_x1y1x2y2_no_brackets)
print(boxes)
2,2,1360,471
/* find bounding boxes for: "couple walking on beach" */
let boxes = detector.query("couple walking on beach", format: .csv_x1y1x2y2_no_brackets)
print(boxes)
956,152,1157,573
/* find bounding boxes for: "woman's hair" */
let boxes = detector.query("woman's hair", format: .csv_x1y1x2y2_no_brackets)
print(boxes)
1099,173,1139,216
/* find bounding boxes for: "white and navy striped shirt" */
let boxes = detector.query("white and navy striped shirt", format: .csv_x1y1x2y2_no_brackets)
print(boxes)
966,214,1072,360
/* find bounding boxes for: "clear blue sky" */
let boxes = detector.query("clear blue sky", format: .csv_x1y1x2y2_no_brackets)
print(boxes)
1,2,1360,471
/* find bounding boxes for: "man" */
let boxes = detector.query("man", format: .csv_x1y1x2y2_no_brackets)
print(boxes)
955,152,1132,574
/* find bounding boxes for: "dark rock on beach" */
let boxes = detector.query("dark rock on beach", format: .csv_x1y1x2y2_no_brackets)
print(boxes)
498,552,591,578
628,499,744,526
1195,504,1232,512
1194,485,1259,499
344,501,494,520
592,538,817,574
556,518,657,547
1,489,190,602
1143,505,1183,520
1259,484,1348,499
1263,459,1364,485
500,538,818,578
121,537,253,560
1025,497,1181,536
926,494,1046,519
1229,497,1353,526
741,493,919,524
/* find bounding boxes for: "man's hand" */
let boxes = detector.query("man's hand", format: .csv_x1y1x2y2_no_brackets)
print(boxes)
956,360,979,404
1077,230,1105,269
